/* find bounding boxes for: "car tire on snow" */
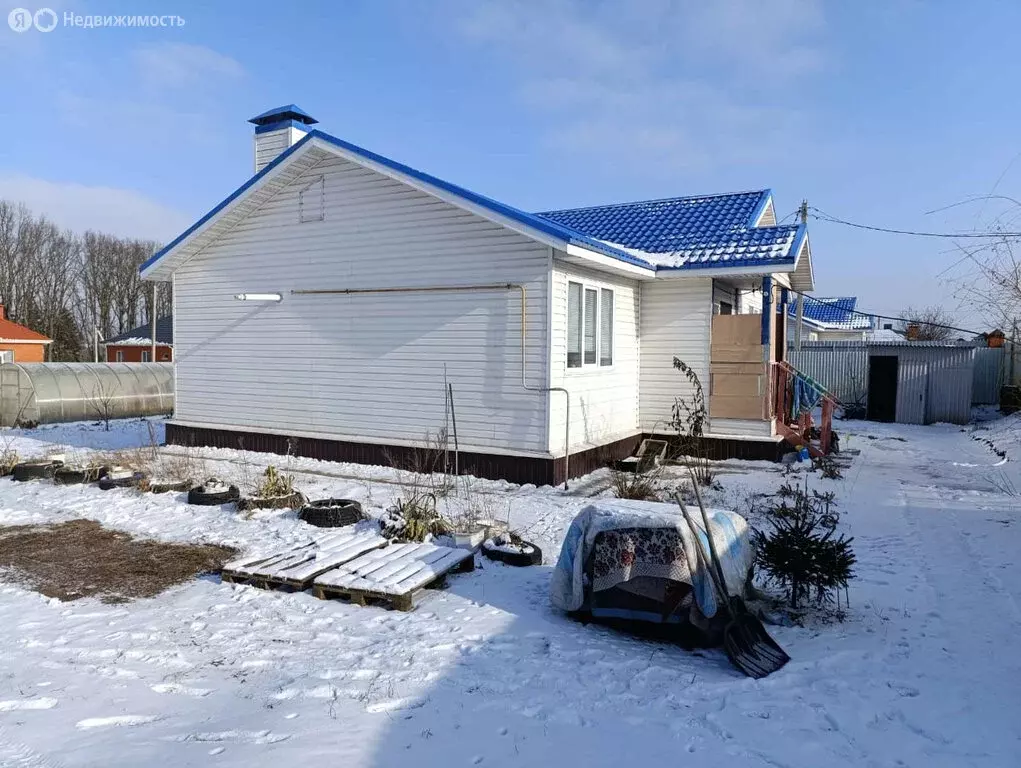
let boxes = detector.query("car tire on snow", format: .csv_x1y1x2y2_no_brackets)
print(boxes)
480,538,542,567
147,480,193,494
299,499,365,528
98,472,147,491
53,465,109,486
187,484,241,506
11,461,63,482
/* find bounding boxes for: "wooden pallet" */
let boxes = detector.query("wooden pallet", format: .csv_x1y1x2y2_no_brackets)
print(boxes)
221,528,388,590
312,542,475,611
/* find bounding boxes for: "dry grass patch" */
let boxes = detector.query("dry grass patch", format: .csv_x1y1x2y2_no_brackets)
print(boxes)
0,520,237,603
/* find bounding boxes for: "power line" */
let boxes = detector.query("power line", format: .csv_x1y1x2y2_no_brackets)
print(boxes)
808,206,1021,239
781,286,985,337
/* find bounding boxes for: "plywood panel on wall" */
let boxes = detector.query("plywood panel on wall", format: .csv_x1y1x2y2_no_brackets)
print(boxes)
711,315,763,363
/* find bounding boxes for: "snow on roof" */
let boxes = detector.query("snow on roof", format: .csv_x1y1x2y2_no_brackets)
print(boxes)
536,191,806,270
865,328,905,342
790,296,871,330
104,316,173,346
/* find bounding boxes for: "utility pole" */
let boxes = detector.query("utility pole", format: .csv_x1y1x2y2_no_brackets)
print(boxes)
151,283,157,363
794,200,808,351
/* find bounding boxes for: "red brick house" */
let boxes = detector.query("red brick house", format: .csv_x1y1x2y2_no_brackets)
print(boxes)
0,304,52,363
103,316,173,363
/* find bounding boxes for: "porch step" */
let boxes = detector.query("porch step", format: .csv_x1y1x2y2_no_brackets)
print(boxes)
775,421,827,459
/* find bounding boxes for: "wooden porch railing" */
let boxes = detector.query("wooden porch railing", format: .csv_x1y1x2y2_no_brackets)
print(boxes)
771,360,840,457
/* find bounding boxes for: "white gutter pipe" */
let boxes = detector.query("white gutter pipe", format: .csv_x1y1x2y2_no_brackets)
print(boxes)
290,283,572,488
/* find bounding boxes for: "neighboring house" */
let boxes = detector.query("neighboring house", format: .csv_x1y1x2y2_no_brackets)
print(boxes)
139,105,819,484
103,317,173,362
0,304,52,363
788,296,873,341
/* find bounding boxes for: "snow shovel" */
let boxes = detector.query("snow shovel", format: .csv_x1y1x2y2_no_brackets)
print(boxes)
674,477,790,679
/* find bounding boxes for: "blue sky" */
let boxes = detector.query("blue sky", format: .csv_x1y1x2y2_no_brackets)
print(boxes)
4,0,1021,330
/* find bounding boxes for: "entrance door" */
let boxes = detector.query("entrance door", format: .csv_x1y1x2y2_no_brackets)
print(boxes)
867,356,898,422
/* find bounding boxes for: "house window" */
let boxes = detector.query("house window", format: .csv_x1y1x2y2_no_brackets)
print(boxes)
567,280,614,369
141,350,150,362
600,288,613,366
567,282,583,368
583,288,597,364
115,350,124,362
718,301,733,315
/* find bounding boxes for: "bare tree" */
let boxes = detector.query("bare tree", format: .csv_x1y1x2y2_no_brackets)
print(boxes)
901,305,955,341
86,380,117,431
0,198,168,362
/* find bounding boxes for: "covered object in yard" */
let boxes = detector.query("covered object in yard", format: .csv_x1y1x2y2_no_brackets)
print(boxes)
0,363,174,427
551,500,754,627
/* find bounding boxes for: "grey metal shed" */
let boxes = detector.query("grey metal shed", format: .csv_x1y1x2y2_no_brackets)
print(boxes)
788,341,975,425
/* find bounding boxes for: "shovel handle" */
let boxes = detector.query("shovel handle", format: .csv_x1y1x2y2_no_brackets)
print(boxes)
684,461,732,598
673,492,728,609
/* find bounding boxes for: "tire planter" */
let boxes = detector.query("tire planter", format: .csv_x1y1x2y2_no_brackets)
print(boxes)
298,498,365,528
11,460,63,482
53,465,109,486
237,491,306,512
98,471,147,491
147,479,194,494
481,537,542,567
187,483,241,506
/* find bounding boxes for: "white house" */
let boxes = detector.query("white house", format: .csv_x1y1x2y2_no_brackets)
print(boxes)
141,106,818,484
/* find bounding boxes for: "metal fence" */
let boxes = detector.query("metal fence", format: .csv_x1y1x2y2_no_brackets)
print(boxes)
972,347,1005,405
787,343,869,407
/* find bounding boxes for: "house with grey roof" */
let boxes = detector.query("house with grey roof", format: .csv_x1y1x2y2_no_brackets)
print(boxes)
140,105,823,484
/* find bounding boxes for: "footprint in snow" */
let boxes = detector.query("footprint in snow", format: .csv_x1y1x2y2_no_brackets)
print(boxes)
151,683,212,697
0,698,58,712
76,715,160,729
176,730,291,744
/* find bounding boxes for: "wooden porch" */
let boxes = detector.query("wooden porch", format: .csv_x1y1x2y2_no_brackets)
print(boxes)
708,277,837,457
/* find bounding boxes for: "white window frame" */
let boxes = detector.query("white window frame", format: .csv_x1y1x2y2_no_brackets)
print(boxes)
140,350,150,363
566,279,614,371
115,350,124,362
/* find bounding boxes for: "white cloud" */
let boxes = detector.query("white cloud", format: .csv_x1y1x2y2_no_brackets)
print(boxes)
452,0,826,174
0,175,191,242
132,42,245,89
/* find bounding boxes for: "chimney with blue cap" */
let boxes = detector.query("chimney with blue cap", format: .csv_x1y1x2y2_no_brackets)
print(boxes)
248,105,318,173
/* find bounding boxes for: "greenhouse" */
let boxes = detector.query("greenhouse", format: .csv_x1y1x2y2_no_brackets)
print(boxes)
0,363,174,427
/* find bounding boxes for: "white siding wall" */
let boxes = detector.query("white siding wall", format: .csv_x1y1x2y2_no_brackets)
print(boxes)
549,262,640,454
174,153,550,455
638,278,712,433
253,127,309,173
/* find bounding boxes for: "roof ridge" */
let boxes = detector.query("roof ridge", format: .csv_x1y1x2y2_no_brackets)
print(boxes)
535,189,769,216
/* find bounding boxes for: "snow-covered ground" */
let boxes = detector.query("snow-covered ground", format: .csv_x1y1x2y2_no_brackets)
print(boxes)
0,416,1019,767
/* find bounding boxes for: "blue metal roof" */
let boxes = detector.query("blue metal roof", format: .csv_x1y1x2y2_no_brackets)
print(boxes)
141,127,805,278
788,296,871,329
248,105,319,126
536,191,804,269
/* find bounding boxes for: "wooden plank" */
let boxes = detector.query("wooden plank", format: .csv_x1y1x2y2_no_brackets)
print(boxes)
221,527,387,589
709,393,766,420
312,543,474,611
273,531,387,585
